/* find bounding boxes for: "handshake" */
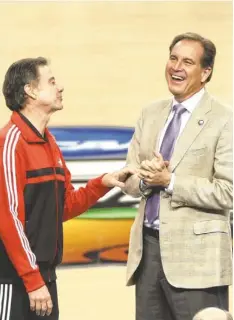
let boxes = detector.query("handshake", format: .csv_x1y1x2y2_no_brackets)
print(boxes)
101,153,171,190
138,152,171,188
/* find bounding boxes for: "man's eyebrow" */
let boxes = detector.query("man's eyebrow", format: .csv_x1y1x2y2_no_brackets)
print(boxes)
48,76,55,82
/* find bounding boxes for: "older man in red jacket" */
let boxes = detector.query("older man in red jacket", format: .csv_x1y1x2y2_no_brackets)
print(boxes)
0,57,133,320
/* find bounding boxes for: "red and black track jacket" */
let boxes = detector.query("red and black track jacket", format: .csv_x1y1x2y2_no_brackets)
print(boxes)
0,112,110,293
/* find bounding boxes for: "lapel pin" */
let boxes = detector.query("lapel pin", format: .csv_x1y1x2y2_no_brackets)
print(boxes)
198,120,204,126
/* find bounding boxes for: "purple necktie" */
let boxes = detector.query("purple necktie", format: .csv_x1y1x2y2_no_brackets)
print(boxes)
145,104,187,224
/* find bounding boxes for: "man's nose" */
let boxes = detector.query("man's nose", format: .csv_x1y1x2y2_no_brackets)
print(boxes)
172,60,183,71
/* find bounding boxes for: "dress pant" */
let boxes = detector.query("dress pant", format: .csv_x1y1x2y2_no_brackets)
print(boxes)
135,227,228,320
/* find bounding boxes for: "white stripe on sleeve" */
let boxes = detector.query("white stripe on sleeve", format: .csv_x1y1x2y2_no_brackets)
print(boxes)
3,125,37,269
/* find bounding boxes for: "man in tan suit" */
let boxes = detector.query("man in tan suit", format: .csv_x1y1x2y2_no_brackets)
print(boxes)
123,32,233,320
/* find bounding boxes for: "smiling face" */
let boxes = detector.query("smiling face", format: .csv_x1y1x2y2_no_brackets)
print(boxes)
165,40,212,102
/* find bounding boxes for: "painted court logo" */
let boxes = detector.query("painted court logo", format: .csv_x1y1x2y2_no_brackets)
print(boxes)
48,125,139,265
49,126,134,160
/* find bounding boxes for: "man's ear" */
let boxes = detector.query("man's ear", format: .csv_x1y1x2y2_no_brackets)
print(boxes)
24,84,37,100
201,67,212,83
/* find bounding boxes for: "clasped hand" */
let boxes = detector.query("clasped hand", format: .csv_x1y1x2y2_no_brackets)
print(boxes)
138,153,171,188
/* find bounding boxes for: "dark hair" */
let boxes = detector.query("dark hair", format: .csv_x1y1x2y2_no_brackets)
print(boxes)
2,57,48,111
169,32,216,82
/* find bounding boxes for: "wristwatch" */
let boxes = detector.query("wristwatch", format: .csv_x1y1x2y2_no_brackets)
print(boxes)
139,180,153,197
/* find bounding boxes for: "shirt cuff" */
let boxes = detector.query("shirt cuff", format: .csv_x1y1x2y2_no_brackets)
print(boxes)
165,173,175,194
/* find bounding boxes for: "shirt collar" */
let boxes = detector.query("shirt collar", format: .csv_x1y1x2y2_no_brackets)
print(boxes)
11,111,52,144
172,88,205,113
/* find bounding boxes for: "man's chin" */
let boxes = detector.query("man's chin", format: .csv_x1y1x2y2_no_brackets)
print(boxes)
168,86,184,98
52,104,63,112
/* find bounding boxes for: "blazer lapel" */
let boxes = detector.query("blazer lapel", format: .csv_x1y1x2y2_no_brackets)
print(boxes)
170,91,212,172
148,100,172,160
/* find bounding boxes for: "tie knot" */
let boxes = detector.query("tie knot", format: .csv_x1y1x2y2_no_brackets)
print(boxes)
173,103,187,115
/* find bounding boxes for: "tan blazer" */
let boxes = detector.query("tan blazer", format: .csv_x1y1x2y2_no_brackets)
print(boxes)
123,91,233,289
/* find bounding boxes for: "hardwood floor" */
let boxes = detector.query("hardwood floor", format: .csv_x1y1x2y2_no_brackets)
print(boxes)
57,265,233,320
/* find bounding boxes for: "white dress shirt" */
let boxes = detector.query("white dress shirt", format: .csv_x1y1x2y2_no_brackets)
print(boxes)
144,88,205,229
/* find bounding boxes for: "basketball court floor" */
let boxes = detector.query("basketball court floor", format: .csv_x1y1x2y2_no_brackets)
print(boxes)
57,265,232,320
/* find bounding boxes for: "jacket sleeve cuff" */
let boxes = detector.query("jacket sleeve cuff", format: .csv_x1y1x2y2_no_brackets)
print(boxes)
22,270,45,293
92,174,112,195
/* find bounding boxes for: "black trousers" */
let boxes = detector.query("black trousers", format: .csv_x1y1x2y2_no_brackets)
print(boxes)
0,281,59,320
135,229,229,320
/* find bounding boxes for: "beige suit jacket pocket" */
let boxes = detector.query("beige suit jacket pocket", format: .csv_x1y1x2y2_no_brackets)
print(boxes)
193,220,229,235
187,146,207,156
